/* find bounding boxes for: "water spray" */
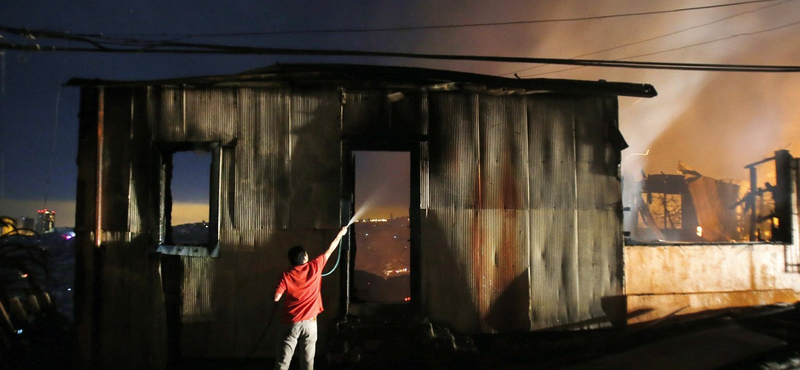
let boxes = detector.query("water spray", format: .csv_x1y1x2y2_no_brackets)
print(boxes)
322,203,370,277
322,182,387,277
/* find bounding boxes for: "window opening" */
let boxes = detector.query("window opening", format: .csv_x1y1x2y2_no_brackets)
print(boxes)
644,192,683,230
352,151,410,303
158,143,221,257
169,151,211,245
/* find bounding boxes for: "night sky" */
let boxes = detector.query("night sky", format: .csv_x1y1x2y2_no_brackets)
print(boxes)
1,0,799,227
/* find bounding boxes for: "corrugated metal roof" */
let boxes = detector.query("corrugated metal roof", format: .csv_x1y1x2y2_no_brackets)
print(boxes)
66,63,657,98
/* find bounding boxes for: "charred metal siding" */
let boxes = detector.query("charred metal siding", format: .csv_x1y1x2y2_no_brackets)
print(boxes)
74,65,640,367
422,93,623,333
422,93,534,333
75,85,347,367
341,90,428,136
75,87,168,370
527,95,623,330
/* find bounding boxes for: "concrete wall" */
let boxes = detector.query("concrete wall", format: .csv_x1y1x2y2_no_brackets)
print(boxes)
624,243,800,323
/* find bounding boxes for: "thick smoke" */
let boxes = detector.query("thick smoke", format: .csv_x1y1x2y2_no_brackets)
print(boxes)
411,0,800,180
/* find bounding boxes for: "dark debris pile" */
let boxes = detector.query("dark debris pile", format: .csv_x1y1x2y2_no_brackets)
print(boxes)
323,303,800,370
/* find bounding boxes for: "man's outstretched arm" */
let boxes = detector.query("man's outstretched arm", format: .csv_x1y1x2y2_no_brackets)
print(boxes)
324,226,349,261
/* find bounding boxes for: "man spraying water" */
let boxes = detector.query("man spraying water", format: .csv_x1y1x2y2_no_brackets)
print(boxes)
273,225,349,370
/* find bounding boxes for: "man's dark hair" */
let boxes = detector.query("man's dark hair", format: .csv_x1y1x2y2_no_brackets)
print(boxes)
288,245,307,266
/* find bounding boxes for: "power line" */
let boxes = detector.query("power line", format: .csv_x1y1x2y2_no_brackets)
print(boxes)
89,0,781,39
3,40,800,73
506,0,794,77
617,20,800,61
2,25,800,73
521,18,800,77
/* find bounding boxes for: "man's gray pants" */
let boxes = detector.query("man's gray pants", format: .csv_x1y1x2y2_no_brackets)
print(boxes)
274,319,318,370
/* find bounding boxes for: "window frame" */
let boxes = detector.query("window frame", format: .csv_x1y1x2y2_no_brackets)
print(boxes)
155,142,222,257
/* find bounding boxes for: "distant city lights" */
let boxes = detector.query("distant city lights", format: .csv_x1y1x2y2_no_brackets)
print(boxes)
384,267,408,277
352,217,410,223
354,218,388,223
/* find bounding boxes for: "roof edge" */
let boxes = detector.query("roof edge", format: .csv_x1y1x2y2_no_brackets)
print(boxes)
66,63,657,98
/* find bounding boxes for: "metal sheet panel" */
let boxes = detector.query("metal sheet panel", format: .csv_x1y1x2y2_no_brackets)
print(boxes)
74,89,99,369
155,87,185,142
477,95,531,332
576,209,622,326
424,93,532,333
128,87,161,236
527,95,577,210
529,208,576,329
389,90,427,135
422,208,531,333
526,95,623,329
342,91,387,135
184,88,238,143
479,210,531,332
96,234,167,369
98,236,132,366
102,88,133,232
289,89,342,229
574,97,621,209
427,92,479,209
179,255,237,358
421,209,481,334
478,95,529,210
527,96,580,329
424,92,481,333
574,97,623,326
75,88,100,232
233,88,290,229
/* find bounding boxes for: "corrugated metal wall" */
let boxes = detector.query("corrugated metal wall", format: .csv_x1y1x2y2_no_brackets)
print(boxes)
157,87,344,358
75,87,168,369
76,86,347,367
422,92,623,333
76,84,625,367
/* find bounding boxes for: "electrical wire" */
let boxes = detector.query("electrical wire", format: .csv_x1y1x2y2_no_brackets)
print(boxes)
3,38,800,73
505,0,794,77
89,0,782,40
2,21,800,73
522,18,800,77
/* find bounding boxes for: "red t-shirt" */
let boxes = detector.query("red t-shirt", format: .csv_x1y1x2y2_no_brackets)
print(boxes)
275,254,327,323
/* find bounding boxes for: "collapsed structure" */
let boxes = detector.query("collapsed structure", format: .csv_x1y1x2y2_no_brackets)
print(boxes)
623,150,800,323
69,64,662,368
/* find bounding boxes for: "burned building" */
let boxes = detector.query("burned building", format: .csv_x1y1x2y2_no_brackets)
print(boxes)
68,64,657,369
624,150,800,324
625,171,742,243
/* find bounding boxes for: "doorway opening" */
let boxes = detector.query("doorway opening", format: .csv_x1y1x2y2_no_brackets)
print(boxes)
352,151,410,303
